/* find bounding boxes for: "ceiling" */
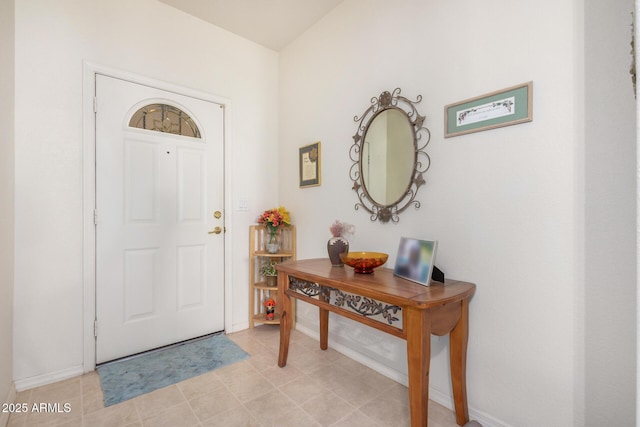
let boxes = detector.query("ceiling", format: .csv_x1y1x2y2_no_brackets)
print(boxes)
157,0,345,51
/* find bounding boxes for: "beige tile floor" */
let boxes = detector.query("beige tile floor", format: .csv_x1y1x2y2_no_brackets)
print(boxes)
7,326,460,427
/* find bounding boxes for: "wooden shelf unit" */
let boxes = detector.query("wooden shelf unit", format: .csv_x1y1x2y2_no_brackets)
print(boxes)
249,225,296,328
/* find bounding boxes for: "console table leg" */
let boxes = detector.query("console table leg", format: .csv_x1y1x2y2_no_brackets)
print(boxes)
319,308,329,350
406,306,431,427
278,275,292,367
450,298,470,426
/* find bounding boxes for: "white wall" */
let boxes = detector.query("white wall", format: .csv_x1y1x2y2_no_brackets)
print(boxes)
13,0,279,384
279,0,635,425
584,0,637,424
0,0,15,421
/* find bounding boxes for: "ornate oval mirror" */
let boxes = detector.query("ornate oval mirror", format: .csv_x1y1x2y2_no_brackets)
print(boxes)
350,88,431,223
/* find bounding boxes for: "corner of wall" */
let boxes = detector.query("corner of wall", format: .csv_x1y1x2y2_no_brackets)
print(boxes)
583,0,637,424
0,0,15,424
572,0,586,423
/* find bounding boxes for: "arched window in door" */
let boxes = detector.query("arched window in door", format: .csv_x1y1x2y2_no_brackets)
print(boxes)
129,103,201,138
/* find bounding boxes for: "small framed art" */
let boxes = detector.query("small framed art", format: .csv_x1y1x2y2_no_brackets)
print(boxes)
393,237,438,286
299,141,321,188
444,81,533,138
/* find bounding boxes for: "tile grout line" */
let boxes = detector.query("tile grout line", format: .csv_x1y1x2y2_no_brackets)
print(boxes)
175,380,202,427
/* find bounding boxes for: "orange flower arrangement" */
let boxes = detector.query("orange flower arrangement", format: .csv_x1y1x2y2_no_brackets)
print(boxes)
257,206,291,234
258,206,291,251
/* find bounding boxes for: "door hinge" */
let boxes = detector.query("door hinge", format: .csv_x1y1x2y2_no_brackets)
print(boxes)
93,96,97,113
93,209,98,225
94,320,98,337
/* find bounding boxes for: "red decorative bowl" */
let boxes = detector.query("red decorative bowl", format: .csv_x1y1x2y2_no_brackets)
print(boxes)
339,252,388,274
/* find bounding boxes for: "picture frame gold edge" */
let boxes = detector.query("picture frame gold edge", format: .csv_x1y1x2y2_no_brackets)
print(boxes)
299,141,321,188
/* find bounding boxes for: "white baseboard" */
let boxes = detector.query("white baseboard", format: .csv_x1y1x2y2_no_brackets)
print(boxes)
466,409,512,427
295,323,410,385
426,389,508,426
228,321,249,334
0,383,16,427
14,365,84,392
295,324,509,427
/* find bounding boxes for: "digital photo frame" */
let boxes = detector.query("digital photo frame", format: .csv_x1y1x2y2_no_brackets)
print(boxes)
393,237,438,286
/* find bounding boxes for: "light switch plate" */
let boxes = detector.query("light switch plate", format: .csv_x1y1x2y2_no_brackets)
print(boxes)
237,198,249,211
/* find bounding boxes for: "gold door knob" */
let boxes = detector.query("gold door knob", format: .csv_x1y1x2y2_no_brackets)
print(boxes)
208,226,222,235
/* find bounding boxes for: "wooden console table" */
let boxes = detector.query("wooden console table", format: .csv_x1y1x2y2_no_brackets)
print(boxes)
276,258,476,427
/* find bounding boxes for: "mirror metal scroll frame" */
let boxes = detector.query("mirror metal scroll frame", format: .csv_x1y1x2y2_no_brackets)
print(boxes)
350,88,431,223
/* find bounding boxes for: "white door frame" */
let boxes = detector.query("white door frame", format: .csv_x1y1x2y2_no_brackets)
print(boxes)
82,62,235,372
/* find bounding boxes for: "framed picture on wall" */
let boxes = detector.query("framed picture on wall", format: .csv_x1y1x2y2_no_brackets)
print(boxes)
444,81,533,138
393,237,438,286
299,141,321,188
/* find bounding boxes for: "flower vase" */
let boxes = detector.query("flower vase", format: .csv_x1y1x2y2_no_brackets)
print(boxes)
327,236,349,266
264,229,280,254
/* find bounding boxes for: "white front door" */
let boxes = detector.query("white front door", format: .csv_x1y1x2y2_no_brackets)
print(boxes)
95,75,225,363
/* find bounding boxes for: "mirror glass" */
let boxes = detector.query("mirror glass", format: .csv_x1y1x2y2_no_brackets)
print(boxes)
361,109,415,205
350,88,430,223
